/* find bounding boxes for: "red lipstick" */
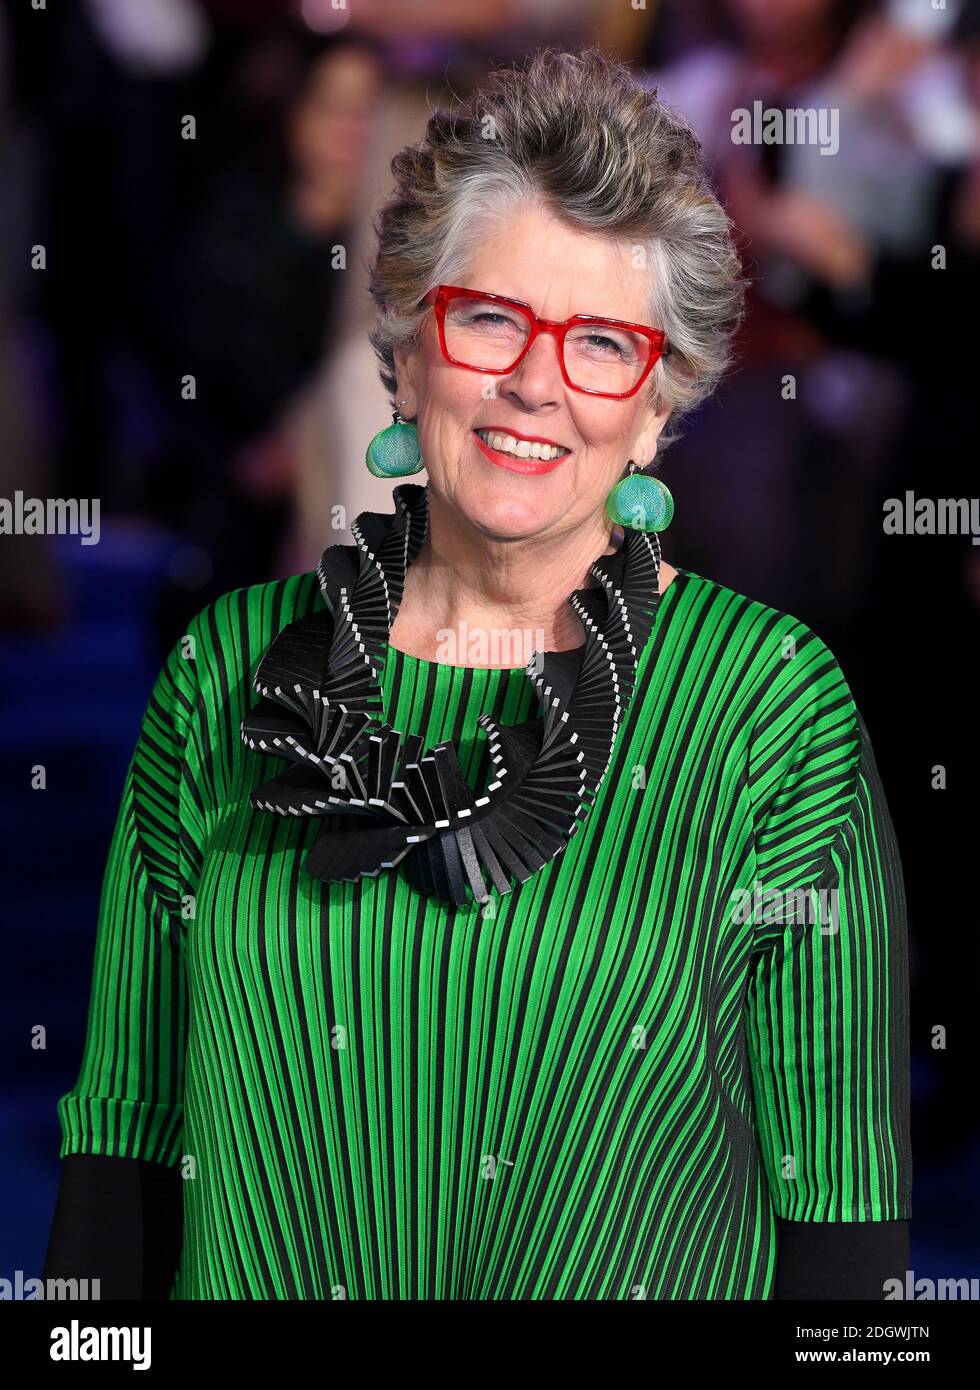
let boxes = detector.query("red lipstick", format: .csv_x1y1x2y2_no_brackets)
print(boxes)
471,427,571,476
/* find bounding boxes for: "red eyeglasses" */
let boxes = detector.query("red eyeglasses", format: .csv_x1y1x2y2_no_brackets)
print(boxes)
419,285,668,400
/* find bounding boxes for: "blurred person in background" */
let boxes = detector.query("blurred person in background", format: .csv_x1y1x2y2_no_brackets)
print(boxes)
38,0,209,512
160,23,383,643
649,0,979,632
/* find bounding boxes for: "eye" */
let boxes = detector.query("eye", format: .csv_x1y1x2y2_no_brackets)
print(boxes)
568,326,637,360
451,304,526,334
585,333,625,356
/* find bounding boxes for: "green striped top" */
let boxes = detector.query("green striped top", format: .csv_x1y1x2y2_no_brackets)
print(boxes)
56,565,912,1299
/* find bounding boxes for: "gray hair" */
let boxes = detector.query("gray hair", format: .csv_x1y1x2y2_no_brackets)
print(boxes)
368,46,746,447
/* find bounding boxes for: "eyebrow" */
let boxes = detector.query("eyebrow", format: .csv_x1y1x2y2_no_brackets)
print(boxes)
475,290,642,326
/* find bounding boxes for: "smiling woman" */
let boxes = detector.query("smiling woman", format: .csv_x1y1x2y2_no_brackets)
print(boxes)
380,196,683,655
44,46,911,1302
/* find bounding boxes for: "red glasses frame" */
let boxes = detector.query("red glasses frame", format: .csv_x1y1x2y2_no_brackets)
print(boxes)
419,284,668,400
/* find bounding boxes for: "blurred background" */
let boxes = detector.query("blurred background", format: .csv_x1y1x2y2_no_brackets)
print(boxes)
2,0,978,1288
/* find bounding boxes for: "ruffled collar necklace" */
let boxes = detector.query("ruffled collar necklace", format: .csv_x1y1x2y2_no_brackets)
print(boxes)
241,483,663,907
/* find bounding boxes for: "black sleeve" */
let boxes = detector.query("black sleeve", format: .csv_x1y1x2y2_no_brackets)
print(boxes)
42,1153,183,1300
774,1219,909,1299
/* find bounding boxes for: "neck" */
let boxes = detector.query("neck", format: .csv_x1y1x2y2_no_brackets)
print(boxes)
387,489,668,666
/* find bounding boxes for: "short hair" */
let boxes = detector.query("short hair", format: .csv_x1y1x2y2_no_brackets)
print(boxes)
368,45,746,447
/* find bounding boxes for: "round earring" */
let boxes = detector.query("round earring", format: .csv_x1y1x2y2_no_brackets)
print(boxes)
606,460,674,532
365,401,424,478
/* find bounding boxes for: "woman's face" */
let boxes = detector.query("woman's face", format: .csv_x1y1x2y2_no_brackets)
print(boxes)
289,45,380,183
393,202,672,544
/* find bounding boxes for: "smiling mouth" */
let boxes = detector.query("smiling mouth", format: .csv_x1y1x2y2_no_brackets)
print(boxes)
472,427,571,474
474,427,570,461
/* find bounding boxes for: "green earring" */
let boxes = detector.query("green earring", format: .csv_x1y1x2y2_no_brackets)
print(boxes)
365,402,424,478
606,462,674,532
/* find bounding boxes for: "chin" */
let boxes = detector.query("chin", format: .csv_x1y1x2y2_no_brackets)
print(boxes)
453,485,566,542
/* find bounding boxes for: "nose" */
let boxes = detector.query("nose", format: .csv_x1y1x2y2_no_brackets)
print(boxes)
499,329,563,411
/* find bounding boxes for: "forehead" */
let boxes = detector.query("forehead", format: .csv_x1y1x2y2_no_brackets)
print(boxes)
457,203,651,324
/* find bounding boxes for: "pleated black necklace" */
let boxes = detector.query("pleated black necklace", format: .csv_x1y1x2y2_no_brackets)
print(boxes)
241,482,663,907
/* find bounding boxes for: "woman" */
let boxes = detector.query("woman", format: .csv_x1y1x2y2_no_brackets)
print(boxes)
44,46,911,1300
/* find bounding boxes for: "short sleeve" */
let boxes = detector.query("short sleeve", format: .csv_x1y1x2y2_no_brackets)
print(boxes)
743,630,913,1223
56,629,204,1169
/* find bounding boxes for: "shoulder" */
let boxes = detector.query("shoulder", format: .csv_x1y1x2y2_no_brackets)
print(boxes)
668,569,855,706
668,575,868,874
666,570,861,787
192,569,322,643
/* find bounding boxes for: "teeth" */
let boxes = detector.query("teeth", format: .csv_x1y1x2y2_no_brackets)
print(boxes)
477,429,567,460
